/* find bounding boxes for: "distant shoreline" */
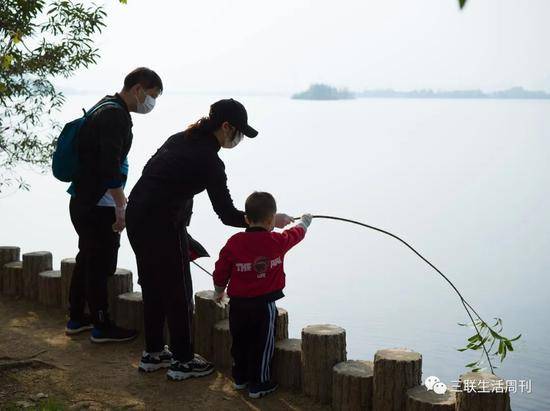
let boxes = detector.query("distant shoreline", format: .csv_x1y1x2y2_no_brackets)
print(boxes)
293,84,550,101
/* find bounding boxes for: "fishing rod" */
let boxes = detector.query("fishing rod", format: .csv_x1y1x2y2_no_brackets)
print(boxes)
191,214,497,373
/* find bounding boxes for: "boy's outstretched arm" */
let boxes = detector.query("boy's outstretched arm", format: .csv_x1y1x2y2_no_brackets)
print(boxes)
275,213,313,253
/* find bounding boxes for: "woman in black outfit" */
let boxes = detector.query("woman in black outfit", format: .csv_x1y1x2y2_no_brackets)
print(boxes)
126,99,294,380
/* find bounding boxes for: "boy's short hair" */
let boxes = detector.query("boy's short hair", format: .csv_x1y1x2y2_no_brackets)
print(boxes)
123,67,163,92
245,192,277,223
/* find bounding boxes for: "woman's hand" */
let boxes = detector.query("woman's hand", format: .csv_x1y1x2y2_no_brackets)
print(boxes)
274,213,295,229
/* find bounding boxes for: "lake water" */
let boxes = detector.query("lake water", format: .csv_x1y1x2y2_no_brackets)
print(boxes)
2,95,549,409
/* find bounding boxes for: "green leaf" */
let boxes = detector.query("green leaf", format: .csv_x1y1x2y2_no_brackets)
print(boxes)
468,334,481,342
459,0,467,9
465,361,478,368
504,340,513,351
490,329,503,339
510,334,522,342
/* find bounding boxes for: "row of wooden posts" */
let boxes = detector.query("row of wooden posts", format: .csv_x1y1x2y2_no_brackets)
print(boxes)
0,246,511,411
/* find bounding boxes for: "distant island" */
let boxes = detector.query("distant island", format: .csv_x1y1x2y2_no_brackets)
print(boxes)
292,84,355,100
293,84,550,100
358,86,550,99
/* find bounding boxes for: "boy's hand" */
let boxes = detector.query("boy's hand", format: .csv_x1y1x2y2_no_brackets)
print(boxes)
214,289,228,308
299,214,313,228
274,213,295,228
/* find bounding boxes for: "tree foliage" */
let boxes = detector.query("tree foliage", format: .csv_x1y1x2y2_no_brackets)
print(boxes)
0,0,120,194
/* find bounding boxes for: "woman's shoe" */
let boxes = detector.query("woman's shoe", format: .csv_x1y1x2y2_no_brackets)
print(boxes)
166,355,214,381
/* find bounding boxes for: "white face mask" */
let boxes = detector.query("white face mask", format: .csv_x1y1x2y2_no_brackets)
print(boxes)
136,89,156,114
222,130,244,149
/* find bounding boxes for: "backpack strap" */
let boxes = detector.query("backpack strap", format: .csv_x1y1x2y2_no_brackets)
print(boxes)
84,100,124,118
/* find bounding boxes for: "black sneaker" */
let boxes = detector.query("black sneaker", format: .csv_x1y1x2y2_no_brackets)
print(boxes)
65,315,93,335
89,325,138,343
138,346,173,372
166,354,214,381
249,381,278,399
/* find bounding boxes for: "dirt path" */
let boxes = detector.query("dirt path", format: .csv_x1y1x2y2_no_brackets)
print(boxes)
0,297,328,410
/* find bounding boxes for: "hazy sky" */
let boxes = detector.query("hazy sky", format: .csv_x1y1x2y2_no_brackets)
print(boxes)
57,0,549,94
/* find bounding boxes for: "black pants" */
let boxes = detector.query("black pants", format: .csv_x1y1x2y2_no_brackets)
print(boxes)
69,197,120,327
126,202,195,362
229,300,278,385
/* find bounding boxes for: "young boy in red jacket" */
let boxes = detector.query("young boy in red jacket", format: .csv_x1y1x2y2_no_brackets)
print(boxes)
213,191,312,398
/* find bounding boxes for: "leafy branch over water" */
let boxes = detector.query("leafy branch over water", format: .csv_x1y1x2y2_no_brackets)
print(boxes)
458,317,521,373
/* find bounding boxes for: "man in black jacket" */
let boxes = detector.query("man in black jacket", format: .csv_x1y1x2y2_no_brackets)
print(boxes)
66,67,163,343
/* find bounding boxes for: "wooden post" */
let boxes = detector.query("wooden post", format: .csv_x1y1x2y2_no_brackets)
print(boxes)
373,348,422,411
107,268,133,320
194,290,228,361
22,251,52,300
276,307,288,341
37,270,62,307
115,292,143,332
213,319,232,370
273,338,302,390
0,247,20,294
2,261,23,296
301,324,347,404
332,360,374,411
60,258,76,310
456,371,511,411
406,385,456,411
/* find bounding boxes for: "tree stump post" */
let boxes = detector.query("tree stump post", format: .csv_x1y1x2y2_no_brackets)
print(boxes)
276,307,288,341
107,268,133,320
456,371,511,411
213,319,232,370
272,338,302,390
60,258,76,310
115,292,144,332
37,270,62,307
373,348,423,411
332,360,374,411
194,290,228,361
301,324,347,404
22,251,52,300
406,385,456,411
2,261,23,296
0,247,20,294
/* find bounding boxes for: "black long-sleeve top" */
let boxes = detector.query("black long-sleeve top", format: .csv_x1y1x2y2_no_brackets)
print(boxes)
73,93,133,206
128,131,247,228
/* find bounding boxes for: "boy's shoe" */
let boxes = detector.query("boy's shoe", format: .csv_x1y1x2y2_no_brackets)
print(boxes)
89,325,138,343
233,380,249,390
65,316,93,335
249,381,278,399
138,346,173,372
166,354,215,381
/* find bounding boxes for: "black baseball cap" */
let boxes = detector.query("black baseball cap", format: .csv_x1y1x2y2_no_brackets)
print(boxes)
209,98,258,138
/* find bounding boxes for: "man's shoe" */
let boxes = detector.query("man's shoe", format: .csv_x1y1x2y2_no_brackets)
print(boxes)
166,354,214,381
65,316,93,335
89,325,138,343
248,381,278,399
138,346,173,372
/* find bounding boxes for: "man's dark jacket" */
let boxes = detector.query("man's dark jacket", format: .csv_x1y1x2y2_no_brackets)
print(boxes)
72,93,133,207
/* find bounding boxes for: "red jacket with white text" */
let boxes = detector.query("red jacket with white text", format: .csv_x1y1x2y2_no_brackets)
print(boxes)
213,225,306,302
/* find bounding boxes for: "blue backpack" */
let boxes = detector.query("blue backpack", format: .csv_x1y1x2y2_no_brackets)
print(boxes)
52,101,123,182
